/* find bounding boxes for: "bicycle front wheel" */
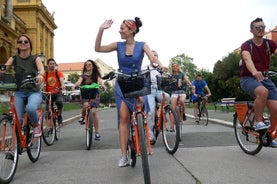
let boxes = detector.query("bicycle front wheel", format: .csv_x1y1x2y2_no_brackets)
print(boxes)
137,113,151,184
162,105,180,154
199,105,209,126
27,124,42,162
234,113,262,155
86,109,93,150
0,115,19,184
41,111,56,146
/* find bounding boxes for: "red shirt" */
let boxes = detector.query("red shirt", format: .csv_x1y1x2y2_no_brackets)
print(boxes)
240,39,277,77
43,70,64,94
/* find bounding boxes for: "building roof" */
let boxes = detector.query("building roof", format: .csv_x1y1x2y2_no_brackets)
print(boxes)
57,59,114,74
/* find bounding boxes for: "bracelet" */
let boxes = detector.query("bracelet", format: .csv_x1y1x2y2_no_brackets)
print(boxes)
38,72,43,76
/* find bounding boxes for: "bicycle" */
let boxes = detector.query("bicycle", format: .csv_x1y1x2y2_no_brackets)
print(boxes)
0,69,42,184
79,83,100,150
195,94,209,126
233,71,277,155
41,90,61,146
152,73,180,154
156,71,184,142
103,69,152,184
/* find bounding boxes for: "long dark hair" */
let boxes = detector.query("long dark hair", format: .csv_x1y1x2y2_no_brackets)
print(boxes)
82,59,102,82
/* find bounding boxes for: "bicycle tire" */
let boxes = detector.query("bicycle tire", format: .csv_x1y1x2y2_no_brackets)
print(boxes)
41,111,55,146
137,113,151,184
27,124,42,162
162,105,180,154
176,106,182,142
201,105,209,126
0,115,19,184
128,133,137,167
233,113,263,155
86,109,93,150
54,110,60,141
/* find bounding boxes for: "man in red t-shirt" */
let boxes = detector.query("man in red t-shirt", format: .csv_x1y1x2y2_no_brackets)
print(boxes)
43,58,65,125
240,18,277,147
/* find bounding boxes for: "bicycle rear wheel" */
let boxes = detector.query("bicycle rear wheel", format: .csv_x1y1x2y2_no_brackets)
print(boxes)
0,115,19,184
137,113,151,184
234,113,263,155
86,109,93,150
199,105,209,126
41,111,56,146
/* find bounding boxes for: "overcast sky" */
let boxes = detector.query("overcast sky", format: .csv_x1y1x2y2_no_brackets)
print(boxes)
42,0,277,71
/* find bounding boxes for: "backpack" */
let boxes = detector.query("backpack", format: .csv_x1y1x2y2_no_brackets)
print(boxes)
45,70,61,87
239,39,271,69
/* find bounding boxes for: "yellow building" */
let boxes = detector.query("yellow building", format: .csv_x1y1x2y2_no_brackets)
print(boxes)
0,0,57,65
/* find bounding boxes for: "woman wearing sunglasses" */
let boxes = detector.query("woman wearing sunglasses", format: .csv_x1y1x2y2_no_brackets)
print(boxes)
3,34,45,137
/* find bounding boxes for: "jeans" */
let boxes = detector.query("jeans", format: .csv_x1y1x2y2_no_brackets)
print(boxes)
147,87,170,138
14,91,42,126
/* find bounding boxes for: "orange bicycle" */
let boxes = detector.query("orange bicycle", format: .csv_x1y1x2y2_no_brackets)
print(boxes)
234,71,277,155
0,70,42,183
41,90,61,146
79,83,100,150
103,69,152,184
152,72,180,154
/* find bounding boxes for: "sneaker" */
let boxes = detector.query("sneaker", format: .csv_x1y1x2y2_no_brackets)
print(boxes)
79,117,84,125
271,140,277,148
254,122,270,130
183,113,187,121
33,124,42,137
150,137,156,145
57,115,63,124
118,156,129,167
95,133,101,141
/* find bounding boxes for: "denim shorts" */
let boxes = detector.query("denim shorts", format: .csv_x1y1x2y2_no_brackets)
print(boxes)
240,76,277,100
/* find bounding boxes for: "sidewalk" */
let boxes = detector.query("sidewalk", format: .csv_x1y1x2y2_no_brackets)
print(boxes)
185,107,233,127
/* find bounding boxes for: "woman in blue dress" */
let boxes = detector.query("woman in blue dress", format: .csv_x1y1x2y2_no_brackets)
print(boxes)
95,17,167,167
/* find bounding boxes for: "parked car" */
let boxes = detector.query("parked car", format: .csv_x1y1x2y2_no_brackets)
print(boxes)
63,81,80,102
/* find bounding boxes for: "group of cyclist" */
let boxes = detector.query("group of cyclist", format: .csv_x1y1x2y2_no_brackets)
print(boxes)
5,16,277,170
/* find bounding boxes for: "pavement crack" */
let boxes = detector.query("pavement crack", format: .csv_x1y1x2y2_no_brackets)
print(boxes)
173,155,201,184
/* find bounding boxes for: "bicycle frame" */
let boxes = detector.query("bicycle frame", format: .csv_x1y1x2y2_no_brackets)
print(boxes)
9,95,42,149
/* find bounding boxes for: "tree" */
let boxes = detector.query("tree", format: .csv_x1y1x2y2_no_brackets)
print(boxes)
67,72,79,83
168,53,197,80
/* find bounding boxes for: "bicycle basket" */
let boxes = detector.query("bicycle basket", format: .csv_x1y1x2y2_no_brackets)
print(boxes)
234,103,248,123
117,70,151,98
80,88,98,100
0,65,16,91
156,75,178,94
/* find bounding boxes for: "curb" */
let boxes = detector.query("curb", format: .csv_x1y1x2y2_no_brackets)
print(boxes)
186,114,233,127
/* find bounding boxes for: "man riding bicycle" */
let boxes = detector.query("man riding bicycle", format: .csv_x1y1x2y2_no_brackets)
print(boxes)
43,58,65,126
191,74,211,123
240,17,277,147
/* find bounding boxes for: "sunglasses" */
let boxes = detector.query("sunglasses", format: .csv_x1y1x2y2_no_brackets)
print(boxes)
254,25,266,31
17,40,29,44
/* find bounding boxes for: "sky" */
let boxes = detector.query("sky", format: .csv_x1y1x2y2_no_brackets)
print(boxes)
42,0,277,72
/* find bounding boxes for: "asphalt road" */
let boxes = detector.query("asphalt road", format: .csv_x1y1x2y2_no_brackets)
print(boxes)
9,108,277,184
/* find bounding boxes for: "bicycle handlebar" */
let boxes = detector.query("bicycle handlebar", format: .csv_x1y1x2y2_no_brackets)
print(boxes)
263,71,277,78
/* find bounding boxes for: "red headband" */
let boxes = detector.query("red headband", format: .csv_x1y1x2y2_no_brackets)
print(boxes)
124,19,138,33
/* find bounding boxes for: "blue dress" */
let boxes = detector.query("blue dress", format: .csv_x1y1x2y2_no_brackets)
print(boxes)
115,41,149,127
